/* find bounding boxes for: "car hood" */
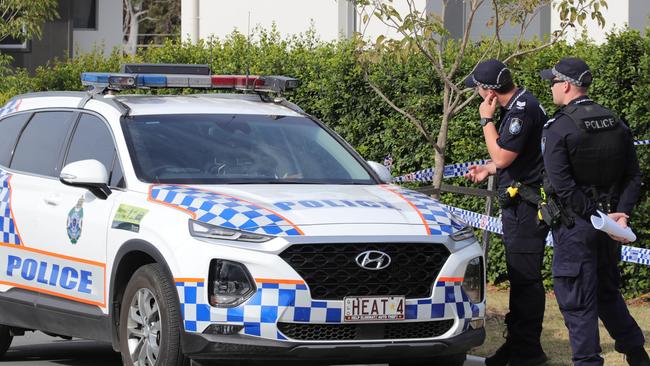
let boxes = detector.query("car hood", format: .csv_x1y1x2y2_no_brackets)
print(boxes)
148,184,465,237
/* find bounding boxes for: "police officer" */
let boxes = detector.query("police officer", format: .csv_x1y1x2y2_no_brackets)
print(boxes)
540,57,650,366
464,59,549,366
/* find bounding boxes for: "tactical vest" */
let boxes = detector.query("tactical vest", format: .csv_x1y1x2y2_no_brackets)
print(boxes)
558,101,627,197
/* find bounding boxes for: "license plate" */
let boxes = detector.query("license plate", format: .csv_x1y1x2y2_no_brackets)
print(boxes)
343,296,405,322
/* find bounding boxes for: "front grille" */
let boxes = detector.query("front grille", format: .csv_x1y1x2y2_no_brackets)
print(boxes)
277,320,454,341
279,243,450,300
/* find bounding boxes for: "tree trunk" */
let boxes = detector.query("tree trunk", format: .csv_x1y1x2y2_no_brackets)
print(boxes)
431,85,451,200
126,9,139,56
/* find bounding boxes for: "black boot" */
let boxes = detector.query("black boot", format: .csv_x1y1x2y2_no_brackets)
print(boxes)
485,342,511,366
626,346,650,366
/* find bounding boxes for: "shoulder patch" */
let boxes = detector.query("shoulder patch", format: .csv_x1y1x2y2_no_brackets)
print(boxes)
543,118,556,129
509,118,522,135
516,101,526,110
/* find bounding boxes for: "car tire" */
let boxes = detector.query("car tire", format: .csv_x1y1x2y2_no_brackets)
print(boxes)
119,263,186,366
389,353,466,366
0,324,12,358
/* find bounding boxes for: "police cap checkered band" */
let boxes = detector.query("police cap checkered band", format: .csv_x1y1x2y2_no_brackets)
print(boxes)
540,57,592,87
464,59,512,89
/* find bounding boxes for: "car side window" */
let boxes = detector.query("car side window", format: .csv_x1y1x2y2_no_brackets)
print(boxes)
65,113,124,188
0,114,31,167
11,111,74,177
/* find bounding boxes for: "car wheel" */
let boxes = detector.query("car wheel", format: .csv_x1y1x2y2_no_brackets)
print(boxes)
119,263,185,366
0,324,12,358
389,353,466,366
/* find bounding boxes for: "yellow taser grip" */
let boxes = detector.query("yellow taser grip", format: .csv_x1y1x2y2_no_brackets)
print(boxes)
506,186,518,198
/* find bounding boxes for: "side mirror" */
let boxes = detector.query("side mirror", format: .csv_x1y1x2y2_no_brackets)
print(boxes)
367,161,392,183
60,159,112,199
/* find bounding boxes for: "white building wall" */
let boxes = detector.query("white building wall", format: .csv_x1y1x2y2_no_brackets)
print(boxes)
551,0,629,44
73,0,123,56
192,0,339,41
181,0,647,45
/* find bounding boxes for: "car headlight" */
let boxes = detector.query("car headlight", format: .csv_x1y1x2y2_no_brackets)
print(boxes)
208,259,256,308
462,256,484,304
189,219,274,243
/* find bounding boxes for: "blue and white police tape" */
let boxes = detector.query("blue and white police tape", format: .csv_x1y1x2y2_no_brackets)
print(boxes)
444,204,650,266
393,138,649,183
393,160,490,183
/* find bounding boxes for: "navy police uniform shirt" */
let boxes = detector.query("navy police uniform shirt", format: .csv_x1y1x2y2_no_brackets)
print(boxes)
496,88,548,188
541,96,641,217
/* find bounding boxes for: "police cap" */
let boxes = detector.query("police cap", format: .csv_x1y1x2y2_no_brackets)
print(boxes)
464,59,513,90
540,57,592,87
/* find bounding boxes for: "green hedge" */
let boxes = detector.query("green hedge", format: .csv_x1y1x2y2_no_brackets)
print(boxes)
1,28,648,297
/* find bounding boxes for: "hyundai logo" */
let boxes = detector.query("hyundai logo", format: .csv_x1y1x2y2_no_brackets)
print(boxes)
355,250,391,270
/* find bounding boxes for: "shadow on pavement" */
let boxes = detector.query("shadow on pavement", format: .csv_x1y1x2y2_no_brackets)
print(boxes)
1,340,121,366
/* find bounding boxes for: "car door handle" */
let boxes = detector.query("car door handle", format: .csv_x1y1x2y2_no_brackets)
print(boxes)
44,195,62,206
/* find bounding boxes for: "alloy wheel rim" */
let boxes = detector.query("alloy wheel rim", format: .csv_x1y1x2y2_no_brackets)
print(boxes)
126,288,161,366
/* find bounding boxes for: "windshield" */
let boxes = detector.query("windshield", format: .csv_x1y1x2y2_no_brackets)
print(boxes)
122,114,376,184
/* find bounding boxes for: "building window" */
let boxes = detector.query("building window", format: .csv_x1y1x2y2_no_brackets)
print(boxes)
0,34,30,51
73,0,97,29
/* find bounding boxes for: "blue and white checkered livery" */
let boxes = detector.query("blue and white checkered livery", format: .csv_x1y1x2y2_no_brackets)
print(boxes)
383,186,463,236
0,170,21,245
150,185,302,236
0,99,22,118
177,279,485,340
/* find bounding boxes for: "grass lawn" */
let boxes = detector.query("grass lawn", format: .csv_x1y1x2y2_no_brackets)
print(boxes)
472,286,650,365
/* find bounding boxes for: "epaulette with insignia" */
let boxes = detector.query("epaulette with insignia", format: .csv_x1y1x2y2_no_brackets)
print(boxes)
515,101,526,110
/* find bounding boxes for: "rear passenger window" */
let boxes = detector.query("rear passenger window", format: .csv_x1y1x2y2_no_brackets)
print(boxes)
0,114,30,167
11,112,74,177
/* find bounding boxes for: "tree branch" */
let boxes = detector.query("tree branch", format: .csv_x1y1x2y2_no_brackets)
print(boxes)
492,0,502,58
503,16,571,63
448,0,485,79
370,0,462,97
452,91,479,116
364,71,441,152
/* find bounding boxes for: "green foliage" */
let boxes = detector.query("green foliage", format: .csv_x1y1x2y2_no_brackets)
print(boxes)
0,27,647,297
0,0,59,43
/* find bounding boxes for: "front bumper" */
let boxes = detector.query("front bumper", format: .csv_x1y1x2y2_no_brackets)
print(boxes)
182,327,485,362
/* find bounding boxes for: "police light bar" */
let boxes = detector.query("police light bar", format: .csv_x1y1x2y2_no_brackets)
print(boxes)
81,71,299,94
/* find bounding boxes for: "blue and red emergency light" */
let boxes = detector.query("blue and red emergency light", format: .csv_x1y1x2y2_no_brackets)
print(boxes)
81,63,299,93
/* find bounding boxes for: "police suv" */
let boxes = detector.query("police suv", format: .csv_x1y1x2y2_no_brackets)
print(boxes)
0,64,485,365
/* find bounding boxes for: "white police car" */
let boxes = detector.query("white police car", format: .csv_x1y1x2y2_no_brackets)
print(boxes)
0,64,485,366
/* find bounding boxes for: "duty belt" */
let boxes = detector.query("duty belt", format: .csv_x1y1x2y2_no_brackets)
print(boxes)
497,181,543,208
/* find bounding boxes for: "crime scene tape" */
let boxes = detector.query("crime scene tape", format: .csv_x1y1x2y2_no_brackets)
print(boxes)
393,139,649,183
442,204,650,266
393,160,489,183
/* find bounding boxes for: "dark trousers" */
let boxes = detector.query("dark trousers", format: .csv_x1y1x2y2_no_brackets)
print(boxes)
552,216,645,366
501,201,548,355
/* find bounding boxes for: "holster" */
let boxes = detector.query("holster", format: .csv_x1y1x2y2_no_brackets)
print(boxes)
539,195,575,228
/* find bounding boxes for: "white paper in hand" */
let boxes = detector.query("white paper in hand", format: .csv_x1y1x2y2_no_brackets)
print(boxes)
590,211,636,242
